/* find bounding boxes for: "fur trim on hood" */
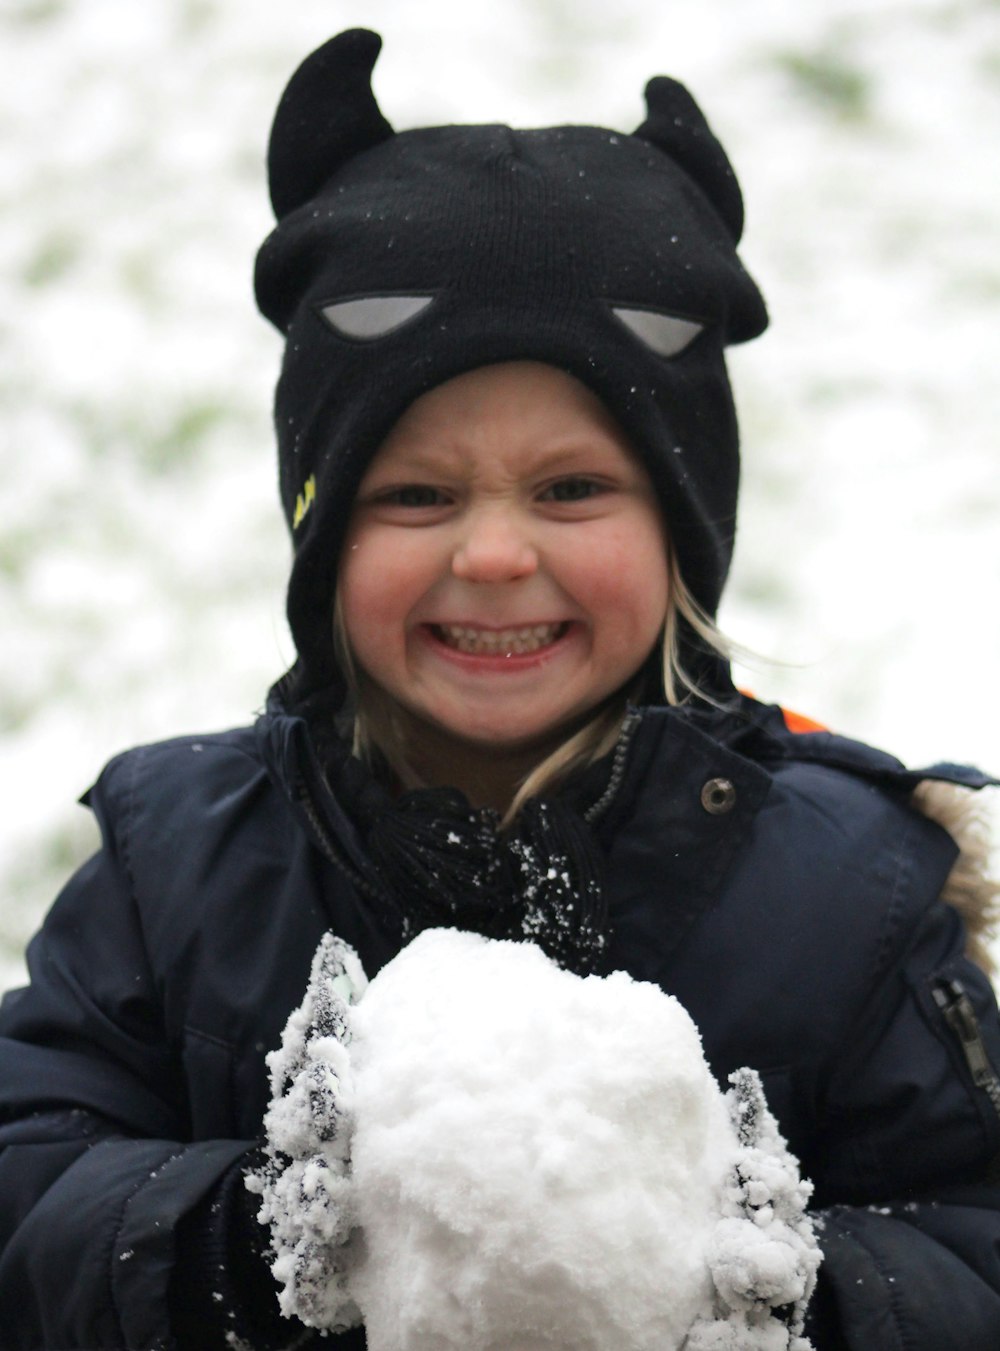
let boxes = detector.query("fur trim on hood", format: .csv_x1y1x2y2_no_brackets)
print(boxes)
912,780,1000,979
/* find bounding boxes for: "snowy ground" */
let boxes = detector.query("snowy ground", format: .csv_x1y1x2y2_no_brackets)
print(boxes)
2,0,999,991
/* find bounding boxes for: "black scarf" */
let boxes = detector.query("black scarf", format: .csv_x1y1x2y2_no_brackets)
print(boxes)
329,745,610,976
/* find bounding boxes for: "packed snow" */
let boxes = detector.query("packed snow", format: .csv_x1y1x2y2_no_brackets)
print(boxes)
250,930,820,1350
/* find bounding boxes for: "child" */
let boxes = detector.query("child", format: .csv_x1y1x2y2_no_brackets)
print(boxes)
1,26,999,1349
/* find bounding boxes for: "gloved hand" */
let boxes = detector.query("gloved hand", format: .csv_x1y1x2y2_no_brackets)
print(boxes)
246,933,368,1332
686,1068,821,1350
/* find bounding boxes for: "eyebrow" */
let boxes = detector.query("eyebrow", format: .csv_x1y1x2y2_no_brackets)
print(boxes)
366,435,634,481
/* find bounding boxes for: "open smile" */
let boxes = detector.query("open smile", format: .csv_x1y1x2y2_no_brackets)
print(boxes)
429,622,570,656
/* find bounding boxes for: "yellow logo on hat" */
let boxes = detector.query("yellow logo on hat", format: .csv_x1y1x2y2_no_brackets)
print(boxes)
292,474,316,530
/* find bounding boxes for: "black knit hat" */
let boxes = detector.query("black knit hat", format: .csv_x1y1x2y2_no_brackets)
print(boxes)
255,29,767,704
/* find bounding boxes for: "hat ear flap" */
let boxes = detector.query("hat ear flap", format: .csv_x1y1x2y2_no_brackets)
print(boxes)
267,28,395,219
634,76,745,242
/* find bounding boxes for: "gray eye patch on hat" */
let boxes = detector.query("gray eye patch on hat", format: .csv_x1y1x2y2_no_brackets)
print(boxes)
321,295,436,340
320,295,704,361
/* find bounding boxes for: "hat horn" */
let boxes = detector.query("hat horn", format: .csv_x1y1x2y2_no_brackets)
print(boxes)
634,76,745,242
267,28,395,219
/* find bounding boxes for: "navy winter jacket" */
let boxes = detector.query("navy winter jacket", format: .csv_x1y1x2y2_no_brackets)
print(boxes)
1,693,999,1349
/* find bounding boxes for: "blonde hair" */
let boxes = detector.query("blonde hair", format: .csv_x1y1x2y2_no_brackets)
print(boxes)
333,546,732,825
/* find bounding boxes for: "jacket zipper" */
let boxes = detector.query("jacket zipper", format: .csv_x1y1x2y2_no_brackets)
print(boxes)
584,709,642,826
294,775,386,905
932,978,1000,1122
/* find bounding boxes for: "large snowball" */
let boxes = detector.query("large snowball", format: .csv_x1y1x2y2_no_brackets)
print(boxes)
346,929,742,1351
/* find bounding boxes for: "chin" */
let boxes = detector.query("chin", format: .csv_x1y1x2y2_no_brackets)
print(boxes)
442,713,586,758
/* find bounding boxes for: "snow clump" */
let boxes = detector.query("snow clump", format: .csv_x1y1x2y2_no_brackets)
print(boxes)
246,932,368,1330
250,928,820,1349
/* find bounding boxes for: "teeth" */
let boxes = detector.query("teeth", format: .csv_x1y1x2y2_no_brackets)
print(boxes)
435,623,565,655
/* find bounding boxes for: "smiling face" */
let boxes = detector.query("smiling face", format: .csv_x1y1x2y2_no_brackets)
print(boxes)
338,361,670,803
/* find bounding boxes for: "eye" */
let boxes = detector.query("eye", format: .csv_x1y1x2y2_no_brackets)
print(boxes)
540,477,605,503
320,295,435,340
376,484,447,508
611,306,704,358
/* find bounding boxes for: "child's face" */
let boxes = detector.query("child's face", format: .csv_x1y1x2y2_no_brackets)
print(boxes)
339,361,669,781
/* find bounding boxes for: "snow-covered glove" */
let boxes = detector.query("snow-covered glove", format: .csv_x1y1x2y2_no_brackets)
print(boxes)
685,1068,822,1351
246,933,368,1331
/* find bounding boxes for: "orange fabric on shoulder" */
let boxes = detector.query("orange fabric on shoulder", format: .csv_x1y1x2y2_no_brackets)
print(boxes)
779,706,828,735
739,690,828,735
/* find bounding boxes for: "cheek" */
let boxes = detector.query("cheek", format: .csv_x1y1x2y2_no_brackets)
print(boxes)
338,528,442,670
575,521,670,636
337,531,404,670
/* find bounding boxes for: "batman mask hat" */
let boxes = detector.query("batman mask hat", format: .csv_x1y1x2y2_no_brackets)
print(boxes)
255,28,768,705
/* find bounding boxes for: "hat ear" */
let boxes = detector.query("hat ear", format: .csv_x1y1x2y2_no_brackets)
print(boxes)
634,76,744,242
267,28,395,219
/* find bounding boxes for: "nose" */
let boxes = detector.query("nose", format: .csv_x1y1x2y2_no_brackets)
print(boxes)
451,508,539,583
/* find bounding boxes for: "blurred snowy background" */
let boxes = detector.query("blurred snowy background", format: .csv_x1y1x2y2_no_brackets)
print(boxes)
2,0,998,992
